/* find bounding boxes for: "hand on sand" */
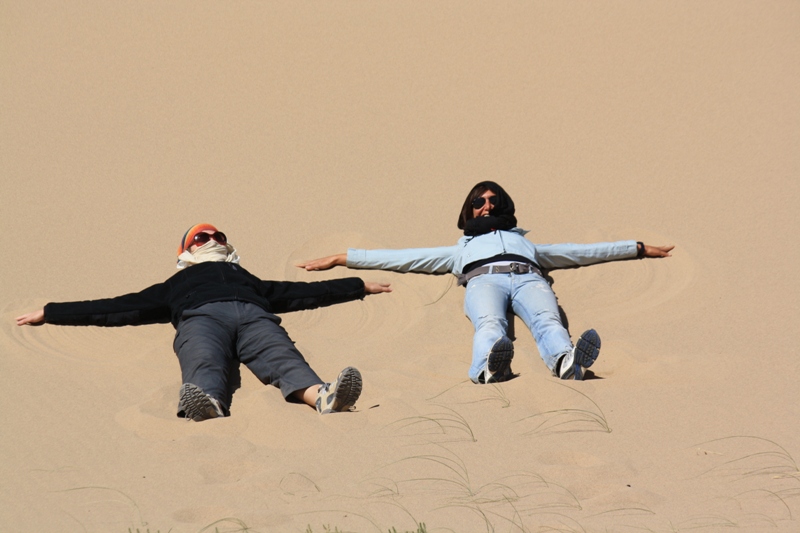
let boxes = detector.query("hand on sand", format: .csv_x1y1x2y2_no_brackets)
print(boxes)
643,244,675,258
297,253,346,271
16,308,45,326
364,282,392,295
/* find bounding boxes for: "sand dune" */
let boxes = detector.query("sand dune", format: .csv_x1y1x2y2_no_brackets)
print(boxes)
2,2,799,532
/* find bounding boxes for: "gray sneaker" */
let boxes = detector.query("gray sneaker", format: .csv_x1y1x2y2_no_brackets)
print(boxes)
316,367,362,414
178,383,226,421
479,336,514,384
558,329,601,380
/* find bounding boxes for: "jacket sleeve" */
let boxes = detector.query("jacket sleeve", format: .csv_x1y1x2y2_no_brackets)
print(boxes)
43,282,173,327
534,240,638,270
346,245,458,274
261,277,366,314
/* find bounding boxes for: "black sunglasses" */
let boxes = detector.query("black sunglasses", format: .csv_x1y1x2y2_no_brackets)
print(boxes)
193,231,227,246
471,195,498,209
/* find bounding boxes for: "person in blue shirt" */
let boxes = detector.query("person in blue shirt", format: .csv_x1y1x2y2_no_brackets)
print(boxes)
299,182,673,383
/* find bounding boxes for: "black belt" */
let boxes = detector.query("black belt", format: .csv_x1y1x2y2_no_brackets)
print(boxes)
457,262,543,286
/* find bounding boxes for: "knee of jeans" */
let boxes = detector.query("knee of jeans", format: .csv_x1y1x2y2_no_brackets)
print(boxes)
528,307,562,324
474,314,508,331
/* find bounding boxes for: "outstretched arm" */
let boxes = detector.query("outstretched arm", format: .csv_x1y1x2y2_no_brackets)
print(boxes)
297,253,347,271
300,245,458,275
641,243,674,258
15,282,173,328
16,308,45,326
535,241,674,270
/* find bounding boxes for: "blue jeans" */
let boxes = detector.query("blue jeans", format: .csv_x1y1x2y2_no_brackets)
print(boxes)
463,272,573,382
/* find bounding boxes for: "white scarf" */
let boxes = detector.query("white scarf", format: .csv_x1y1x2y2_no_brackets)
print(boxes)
176,240,241,269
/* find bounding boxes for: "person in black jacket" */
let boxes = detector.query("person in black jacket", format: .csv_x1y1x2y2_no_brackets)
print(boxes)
16,223,392,421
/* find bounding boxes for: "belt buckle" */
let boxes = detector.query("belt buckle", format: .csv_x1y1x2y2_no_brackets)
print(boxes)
510,263,521,274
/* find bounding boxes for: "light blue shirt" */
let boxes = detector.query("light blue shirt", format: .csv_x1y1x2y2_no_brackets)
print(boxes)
346,228,638,275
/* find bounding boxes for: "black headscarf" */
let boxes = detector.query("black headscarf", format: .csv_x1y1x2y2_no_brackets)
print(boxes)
458,181,517,236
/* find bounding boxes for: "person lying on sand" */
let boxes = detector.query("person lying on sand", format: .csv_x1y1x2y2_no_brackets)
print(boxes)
16,223,392,421
299,181,673,384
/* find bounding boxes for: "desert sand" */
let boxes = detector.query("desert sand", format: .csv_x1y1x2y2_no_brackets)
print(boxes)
2,2,799,532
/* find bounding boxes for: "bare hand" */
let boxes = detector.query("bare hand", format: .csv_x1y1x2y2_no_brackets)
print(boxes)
643,244,674,258
16,309,45,326
364,282,392,295
297,253,346,271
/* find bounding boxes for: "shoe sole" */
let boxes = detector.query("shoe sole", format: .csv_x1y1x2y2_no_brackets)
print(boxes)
179,383,222,421
486,336,514,383
573,329,601,381
319,367,362,414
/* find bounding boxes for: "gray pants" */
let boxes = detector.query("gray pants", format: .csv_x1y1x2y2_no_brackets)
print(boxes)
172,301,323,414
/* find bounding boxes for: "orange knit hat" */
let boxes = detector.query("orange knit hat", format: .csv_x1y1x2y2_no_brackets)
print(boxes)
177,223,218,256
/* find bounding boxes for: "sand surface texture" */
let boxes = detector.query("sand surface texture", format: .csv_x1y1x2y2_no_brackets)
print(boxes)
2,2,799,532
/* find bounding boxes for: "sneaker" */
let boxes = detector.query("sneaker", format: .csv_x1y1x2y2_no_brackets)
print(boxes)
479,336,514,384
316,367,362,414
178,383,226,421
558,329,601,380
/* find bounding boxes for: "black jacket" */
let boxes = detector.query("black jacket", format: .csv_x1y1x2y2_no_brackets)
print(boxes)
44,262,366,328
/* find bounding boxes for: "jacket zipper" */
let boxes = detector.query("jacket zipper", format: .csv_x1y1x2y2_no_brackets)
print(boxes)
220,263,241,300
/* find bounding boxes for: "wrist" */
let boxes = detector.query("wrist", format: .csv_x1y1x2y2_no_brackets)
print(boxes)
636,242,645,258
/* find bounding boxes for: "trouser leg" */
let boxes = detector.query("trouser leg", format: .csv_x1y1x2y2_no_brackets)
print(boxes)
173,304,239,413
235,303,324,400
510,273,573,371
464,275,512,383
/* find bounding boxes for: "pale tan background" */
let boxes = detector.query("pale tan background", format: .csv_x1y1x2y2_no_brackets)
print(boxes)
2,1,799,532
